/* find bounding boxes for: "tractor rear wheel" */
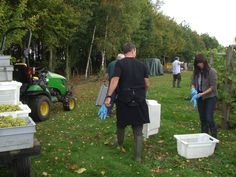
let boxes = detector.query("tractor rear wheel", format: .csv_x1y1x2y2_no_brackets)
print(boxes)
29,95,51,122
63,97,76,111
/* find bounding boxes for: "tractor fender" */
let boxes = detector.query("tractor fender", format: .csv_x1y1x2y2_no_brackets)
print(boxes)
26,85,51,98
27,84,44,92
26,91,51,100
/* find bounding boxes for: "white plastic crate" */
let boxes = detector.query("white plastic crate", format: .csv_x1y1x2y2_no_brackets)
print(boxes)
0,81,22,104
143,100,161,138
96,84,108,106
174,133,219,159
0,103,31,118
0,55,11,66
0,66,13,81
0,117,36,152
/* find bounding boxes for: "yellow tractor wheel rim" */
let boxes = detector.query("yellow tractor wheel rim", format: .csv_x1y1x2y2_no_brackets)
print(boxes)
69,99,75,109
40,101,49,116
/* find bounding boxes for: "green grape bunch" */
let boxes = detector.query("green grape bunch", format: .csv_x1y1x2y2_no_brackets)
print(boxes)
0,116,28,128
0,104,21,113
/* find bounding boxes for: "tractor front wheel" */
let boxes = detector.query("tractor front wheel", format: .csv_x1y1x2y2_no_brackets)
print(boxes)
29,95,51,122
63,97,76,111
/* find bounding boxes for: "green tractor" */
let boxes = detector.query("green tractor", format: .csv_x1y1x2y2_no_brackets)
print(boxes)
0,27,76,121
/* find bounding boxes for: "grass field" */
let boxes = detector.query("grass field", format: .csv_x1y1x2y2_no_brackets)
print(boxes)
1,71,236,177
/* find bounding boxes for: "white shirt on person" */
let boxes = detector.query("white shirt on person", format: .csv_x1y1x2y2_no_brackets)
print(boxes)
172,60,183,75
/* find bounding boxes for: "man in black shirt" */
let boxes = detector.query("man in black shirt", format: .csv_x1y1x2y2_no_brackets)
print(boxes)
105,42,150,162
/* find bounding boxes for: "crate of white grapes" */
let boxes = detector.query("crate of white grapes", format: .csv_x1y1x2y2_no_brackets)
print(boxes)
0,116,36,152
0,103,31,118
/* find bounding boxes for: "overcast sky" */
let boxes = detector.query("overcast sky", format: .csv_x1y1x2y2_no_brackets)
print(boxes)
157,0,236,46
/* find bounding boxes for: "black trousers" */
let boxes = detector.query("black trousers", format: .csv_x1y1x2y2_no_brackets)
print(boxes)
173,73,181,81
173,73,181,87
197,96,217,138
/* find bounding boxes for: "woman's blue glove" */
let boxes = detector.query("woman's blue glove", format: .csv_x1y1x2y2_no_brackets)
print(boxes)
190,94,199,109
191,88,198,97
98,104,107,120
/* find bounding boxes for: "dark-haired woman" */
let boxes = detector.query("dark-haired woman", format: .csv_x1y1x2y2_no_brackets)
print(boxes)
191,54,218,138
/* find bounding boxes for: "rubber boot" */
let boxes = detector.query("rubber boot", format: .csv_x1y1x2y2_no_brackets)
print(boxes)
132,125,143,162
116,128,126,152
211,127,217,139
117,128,125,145
172,80,176,88
177,80,181,88
134,135,142,162
200,123,209,134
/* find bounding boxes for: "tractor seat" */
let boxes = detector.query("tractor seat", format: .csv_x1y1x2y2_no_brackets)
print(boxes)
13,63,29,83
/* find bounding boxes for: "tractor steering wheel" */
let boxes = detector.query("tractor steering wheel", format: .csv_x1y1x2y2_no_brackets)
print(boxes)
35,67,46,73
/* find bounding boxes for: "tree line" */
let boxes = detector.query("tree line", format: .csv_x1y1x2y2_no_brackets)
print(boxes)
0,0,221,78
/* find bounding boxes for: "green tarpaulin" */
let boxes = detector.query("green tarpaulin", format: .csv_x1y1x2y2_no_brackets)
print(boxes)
144,58,164,76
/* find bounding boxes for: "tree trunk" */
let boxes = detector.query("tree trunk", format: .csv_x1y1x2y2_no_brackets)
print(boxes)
65,45,70,80
101,50,106,72
89,58,93,76
100,15,109,73
221,45,234,129
162,55,166,65
49,47,54,71
85,25,96,79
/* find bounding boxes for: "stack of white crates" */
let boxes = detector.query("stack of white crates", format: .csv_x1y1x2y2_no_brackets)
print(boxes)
0,55,36,152
0,55,14,81
143,99,161,138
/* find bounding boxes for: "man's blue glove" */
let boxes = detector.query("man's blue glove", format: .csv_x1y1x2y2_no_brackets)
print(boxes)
98,104,107,120
190,94,199,109
191,88,198,97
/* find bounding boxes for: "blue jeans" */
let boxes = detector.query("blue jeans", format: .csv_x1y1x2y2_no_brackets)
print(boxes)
197,96,217,138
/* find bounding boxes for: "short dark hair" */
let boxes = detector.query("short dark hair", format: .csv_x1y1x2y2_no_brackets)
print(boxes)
175,57,179,60
123,42,136,54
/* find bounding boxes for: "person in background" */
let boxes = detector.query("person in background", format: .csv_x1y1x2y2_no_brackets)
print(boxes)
172,56,184,88
191,54,218,138
104,42,150,162
104,53,125,116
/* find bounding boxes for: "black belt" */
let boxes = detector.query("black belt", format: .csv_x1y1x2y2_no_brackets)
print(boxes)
121,86,145,92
